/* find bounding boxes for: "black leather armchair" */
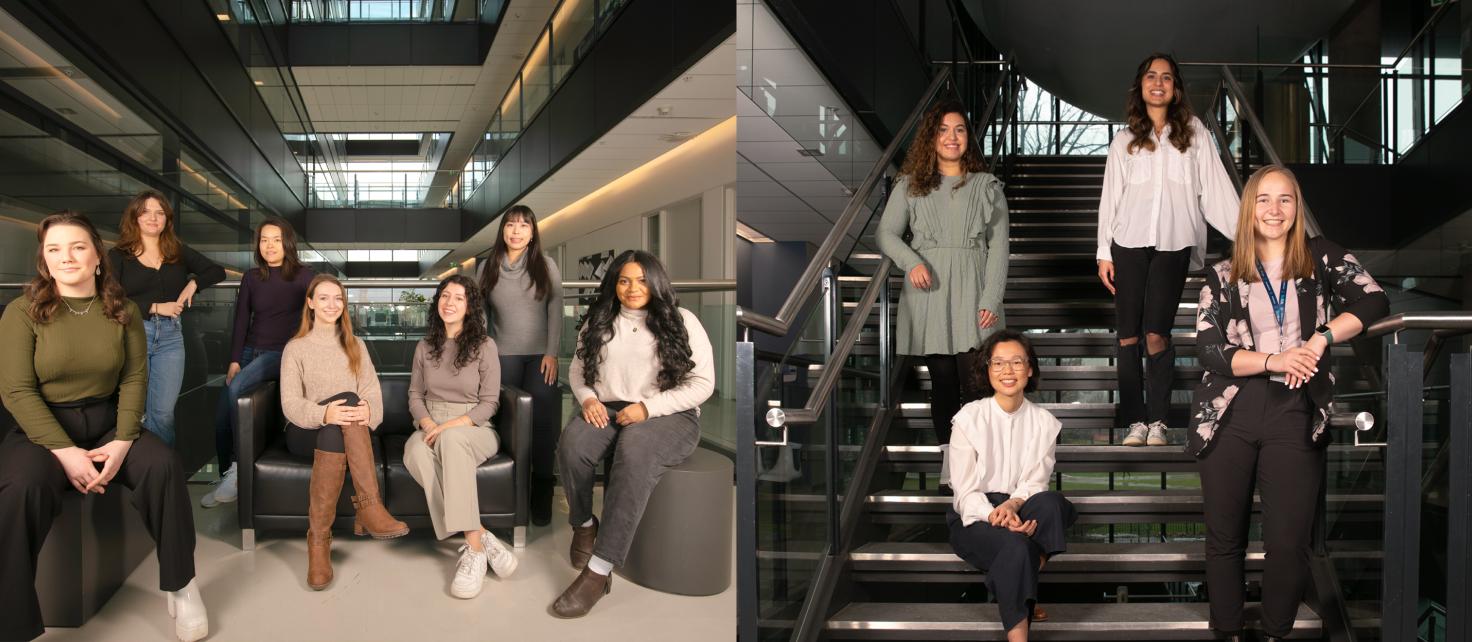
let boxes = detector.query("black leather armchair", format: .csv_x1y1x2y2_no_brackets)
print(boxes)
234,374,531,549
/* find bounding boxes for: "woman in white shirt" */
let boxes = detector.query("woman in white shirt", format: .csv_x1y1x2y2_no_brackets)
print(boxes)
946,329,1076,642
551,250,715,618
1096,52,1239,448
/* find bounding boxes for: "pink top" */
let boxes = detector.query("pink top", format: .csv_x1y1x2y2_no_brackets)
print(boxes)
1247,258,1302,353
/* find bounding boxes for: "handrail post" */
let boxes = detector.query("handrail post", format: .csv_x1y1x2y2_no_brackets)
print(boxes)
1382,341,1423,642
878,269,891,410
820,267,839,552
735,340,757,642
1448,351,1472,642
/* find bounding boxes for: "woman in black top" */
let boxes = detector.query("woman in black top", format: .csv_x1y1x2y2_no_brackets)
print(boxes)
107,190,225,446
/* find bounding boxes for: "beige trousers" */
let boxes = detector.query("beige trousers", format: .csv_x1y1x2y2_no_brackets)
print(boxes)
402,400,500,540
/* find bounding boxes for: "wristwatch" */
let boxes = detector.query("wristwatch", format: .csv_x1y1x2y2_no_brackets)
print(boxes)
1314,323,1334,345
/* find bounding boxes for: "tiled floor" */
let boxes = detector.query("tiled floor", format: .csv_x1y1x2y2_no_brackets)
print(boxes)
37,485,734,642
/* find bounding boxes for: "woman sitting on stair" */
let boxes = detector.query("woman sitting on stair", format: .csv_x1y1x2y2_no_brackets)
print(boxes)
945,329,1076,642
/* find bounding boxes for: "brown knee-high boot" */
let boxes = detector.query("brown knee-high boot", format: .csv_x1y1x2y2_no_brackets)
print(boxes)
341,423,408,538
308,449,347,590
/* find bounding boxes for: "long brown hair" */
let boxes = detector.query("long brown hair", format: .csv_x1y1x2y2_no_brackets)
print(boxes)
1229,165,1314,284
293,274,363,377
1125,53,1195,155
254,216,304,281
479,205,552,301
25,211,131,325
116,190,182,264
425,275,489,371
898,99,987,198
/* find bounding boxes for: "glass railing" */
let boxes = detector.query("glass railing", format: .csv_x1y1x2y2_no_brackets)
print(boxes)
308,169,465,208
286,0,479,22
461,0,629,199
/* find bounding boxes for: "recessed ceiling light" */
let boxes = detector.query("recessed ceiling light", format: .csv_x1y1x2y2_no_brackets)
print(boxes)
253,80,264,86
216,13,230,21
737,222,774,243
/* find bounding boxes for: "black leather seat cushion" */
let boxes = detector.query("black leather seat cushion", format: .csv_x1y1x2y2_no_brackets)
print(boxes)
381,434,517,517
250,430,386,517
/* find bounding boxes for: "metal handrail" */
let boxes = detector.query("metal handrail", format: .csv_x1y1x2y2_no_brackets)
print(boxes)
1363,311,1472,340
1325,1,1456,151
735,68,952,337
1216,65,1325,237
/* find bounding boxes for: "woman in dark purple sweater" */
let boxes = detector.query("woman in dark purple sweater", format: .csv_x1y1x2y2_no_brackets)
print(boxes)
201,218,315,508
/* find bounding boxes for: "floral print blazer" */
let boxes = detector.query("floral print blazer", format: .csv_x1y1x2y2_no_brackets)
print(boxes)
1188,236,1390,457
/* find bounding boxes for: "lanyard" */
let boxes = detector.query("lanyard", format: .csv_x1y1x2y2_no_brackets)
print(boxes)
1255,260,1289,350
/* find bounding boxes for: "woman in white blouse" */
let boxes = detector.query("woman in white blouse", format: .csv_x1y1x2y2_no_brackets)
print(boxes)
947,329,1075,642
1096,52,1239,448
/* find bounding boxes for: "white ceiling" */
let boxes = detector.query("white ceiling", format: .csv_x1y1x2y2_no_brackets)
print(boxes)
735,0,884,249
436,35,736,271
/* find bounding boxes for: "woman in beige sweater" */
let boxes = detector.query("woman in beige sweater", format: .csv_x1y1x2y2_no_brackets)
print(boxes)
551,250,715,618
279,274,407,590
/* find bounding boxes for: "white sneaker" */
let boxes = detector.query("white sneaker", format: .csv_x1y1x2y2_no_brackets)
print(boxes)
451,545,490,599
482,529,519,578
167,579,209,642
200,464,238,508
1121,422,1149,447
1146,421,1169,447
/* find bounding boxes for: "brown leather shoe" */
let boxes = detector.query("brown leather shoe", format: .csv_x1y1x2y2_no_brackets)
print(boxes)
1031,605,1048,622
551,567,612,618
342,423,408,538
570,516,598,570
307,449,346,590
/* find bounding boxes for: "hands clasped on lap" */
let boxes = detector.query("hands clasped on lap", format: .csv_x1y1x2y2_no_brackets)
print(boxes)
989,497,1038,537
53,439,133,494
580,398,648,429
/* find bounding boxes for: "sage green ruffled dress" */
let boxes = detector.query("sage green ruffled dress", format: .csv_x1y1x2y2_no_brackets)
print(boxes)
876,172,1010,356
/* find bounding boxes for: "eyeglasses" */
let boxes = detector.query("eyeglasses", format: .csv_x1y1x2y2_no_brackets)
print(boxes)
988,358,1028,372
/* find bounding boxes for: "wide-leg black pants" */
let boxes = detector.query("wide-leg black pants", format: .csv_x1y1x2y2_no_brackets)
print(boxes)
1199,378,1324,638
946,490,1077,632
0,397,196,641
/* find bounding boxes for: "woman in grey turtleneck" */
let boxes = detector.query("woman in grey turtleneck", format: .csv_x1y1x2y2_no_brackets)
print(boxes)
476,205,563,525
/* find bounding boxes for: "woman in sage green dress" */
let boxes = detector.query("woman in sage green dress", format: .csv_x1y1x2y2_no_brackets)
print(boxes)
877,99,1010,447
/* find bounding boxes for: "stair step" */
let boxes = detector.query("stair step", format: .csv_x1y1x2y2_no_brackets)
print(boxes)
826,601,1335,640
860,490,1383,524
848,541,1382,582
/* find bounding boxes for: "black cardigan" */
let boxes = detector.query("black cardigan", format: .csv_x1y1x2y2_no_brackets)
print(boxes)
108,245,226,312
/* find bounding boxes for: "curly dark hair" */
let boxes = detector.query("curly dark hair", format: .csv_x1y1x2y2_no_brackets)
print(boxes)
1125,52,1195,154
899,99,988,198
424,275,489,371
970,329,1042,398
575,250,694,391
26,211,132,325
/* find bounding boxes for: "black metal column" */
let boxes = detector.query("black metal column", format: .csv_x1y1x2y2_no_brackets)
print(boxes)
1382,342,1423,641
1447,351,1472,642
736,340,757,642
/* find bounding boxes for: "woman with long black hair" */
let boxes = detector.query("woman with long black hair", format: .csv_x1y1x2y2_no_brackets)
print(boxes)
876,99,1009,451
202,217,313,508
108,190,226,446
1192,166,1388,640
551,250,714,618
1096,52,1239,447
0,212,207,641
477,205,563,525
404,275,518,599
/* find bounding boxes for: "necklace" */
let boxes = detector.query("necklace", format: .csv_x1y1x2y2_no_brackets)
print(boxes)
61,296,97,316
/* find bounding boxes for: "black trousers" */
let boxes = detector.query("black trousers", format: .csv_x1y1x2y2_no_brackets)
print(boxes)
946,491,1077,632
499,355,561,482
1111,242,1191,425
1198,378,1323,637
925,350,980,445
0,398,196,642
284,391,357,457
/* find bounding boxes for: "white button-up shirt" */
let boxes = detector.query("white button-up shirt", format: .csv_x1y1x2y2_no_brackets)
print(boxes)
1096,115,1240,270
948,397,1063,527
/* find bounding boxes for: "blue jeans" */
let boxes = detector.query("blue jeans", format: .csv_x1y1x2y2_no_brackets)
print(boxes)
142,316,186,446
213,346,283,471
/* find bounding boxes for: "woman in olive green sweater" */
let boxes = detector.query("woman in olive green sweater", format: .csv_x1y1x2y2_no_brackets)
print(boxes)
0,212,207,642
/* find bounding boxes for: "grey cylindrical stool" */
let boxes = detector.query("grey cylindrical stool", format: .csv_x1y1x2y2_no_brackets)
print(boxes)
617,448,733,595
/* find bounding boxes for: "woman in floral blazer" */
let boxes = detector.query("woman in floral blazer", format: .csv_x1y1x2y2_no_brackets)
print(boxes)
1190,165,1388,641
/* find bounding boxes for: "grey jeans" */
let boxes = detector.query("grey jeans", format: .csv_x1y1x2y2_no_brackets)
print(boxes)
558,403,701,567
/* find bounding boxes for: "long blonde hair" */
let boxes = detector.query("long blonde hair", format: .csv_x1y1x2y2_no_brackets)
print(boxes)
1229,165,1315,284
294,274,363,377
